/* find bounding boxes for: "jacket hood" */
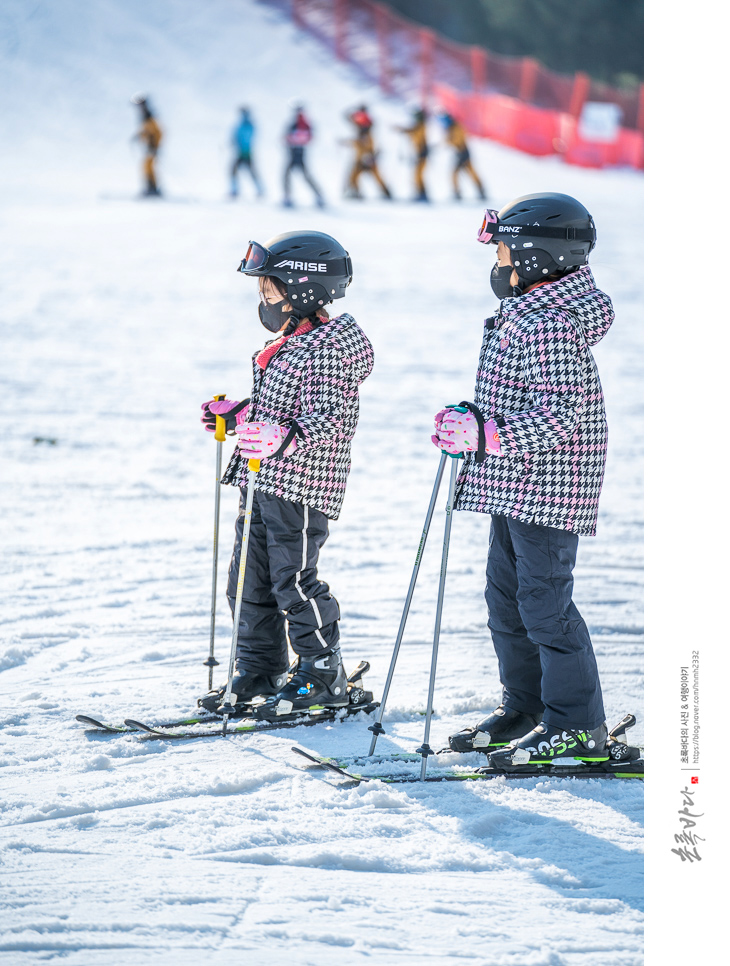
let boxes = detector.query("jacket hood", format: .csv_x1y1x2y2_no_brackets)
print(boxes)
294,312,373,384
499,265,614,347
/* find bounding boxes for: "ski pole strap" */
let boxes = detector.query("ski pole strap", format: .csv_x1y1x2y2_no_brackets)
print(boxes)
270,419,305,461
225,399,251,434
213,397,251,440
455,400,487,463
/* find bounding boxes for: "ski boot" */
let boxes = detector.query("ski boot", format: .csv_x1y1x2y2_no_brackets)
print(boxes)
198,667,289,715
447,705,542,754
487,721,610,769
254,647,349,719
344,661,375,709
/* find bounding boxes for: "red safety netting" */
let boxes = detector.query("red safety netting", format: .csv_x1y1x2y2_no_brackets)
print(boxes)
261,0,643,169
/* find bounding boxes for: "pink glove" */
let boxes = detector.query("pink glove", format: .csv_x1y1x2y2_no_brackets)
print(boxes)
431,408,502,456
200,399,249,433
236,422,298,459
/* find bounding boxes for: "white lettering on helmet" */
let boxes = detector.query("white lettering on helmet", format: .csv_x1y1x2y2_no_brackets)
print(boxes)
498,226,522,234
274,260,329,273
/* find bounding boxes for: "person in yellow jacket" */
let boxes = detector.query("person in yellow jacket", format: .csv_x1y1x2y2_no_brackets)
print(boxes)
131,94,163,197
440,112,486,201
343,106,391,200
395,108,429,202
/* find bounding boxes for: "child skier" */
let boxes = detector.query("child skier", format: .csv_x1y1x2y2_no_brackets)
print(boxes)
433,192,615,767
230,106,263,199
199,230,373,718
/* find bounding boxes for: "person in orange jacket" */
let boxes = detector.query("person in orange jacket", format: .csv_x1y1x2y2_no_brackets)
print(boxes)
395,108,429,202
440,112,487,201
344,105,391,200
131,94,163,197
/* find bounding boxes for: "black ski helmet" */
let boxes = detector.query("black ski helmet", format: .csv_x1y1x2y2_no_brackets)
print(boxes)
479,192,597,287
237,230,352,317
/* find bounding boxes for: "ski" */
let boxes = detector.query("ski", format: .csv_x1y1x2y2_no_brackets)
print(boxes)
291,746,644,783
122,701,380,740
76,662,379,737
75,713,220,734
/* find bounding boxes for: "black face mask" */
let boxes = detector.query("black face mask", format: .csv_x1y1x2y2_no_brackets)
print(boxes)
258,298,294,333
490,263,521,300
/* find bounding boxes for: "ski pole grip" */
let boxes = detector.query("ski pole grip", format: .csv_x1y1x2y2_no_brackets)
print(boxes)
248,459,261,473
442,405,468,459
213,393,227,442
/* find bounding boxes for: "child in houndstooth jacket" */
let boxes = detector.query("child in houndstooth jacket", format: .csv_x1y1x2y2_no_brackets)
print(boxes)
199,230,373,718
434,193,619,767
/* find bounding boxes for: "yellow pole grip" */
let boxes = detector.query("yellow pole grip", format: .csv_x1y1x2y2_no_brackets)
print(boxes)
248,459,261,473
213,393,227,442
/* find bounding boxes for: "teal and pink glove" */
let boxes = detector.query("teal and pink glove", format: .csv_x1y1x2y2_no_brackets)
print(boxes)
236,422,298,459
431,407,502,456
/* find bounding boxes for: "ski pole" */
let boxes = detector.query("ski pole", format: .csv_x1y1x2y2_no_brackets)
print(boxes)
219,458,261,736
367,451,448,756
417,452,461,781
203,394,228,690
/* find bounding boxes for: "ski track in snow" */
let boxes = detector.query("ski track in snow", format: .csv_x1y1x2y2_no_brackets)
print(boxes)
1,1,643,963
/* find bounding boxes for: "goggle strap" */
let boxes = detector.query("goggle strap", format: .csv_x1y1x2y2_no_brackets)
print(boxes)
238,247,352,278
496,225,596,242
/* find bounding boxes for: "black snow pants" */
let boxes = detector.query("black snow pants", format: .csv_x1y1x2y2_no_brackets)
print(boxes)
226,489,340,674
283,148,323,203
485,515,605,730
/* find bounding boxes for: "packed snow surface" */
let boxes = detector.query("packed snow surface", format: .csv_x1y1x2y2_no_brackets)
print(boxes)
1,1,643,963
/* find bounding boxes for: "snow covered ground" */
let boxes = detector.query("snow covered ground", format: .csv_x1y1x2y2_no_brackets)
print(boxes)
1,1,643,963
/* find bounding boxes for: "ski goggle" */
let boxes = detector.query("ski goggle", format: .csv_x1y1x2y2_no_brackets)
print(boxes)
237,240,270,274
477,209,500,245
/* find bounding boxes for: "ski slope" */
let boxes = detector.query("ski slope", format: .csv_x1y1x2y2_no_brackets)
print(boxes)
0,1,644,963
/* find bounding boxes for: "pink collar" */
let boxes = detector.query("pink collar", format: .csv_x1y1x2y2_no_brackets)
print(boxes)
256,319,316,370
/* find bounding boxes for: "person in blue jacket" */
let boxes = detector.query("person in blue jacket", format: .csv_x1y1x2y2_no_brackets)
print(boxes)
230,107,263,199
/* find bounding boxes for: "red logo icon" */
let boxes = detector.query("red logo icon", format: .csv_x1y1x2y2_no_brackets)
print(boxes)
691,776,699,784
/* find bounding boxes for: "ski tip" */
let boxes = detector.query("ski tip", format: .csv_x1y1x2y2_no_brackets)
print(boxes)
290,745,318,762
75,714,129,733
76,714,100,725
123,719,156,732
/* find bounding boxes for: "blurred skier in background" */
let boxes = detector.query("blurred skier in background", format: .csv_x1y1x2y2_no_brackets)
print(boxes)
343,105,391,200
440,112,487,201
230,106,263,199
395,107,429,202
283,104,325,208
131,93,163,197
